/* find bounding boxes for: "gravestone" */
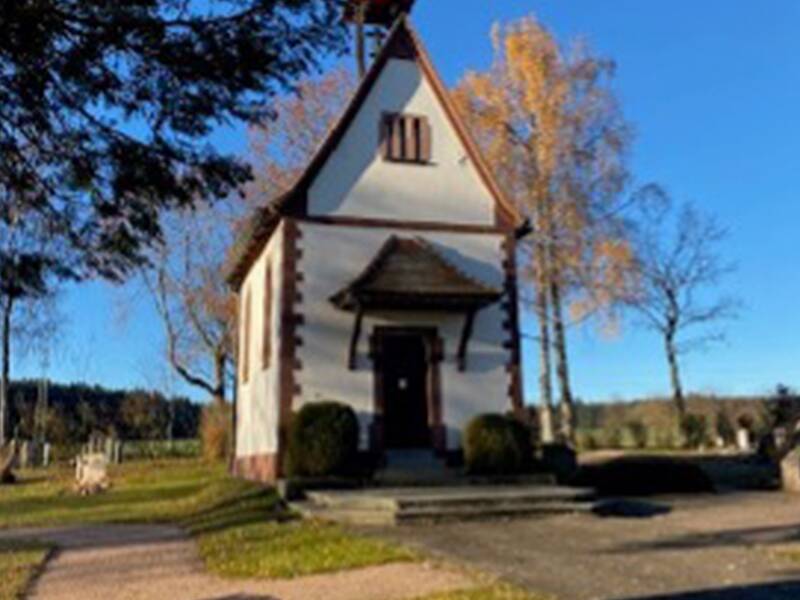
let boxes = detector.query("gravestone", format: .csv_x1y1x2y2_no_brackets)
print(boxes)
42,443,51,468
75,453,110,495
736,427,752,452
781,448,800,493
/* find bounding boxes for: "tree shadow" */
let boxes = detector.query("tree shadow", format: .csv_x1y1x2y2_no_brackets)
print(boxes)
615,579,800,600
608,522,800,554
202,596,280,600
592,498,672,519
181,487,295,537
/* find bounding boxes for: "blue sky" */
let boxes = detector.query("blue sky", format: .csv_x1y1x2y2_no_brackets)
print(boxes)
15,0,800,404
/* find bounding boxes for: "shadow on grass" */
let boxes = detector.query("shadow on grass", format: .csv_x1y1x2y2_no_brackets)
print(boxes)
0,480,209,521
617,579,800,600
182,486,295,537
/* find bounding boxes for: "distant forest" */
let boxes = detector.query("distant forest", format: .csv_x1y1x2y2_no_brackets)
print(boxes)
8,380,201,445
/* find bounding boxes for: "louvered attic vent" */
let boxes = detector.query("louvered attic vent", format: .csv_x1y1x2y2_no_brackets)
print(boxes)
381,113,431,163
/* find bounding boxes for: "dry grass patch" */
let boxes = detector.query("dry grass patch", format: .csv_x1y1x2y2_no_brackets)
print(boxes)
414,581,552,600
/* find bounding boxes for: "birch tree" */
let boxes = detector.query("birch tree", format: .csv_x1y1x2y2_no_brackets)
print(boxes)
453,16,631,442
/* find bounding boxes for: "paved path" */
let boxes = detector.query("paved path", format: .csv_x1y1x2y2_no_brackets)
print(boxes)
377,492,800,600
0,524,470,600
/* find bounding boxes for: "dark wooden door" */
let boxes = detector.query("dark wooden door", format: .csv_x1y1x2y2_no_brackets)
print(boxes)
382,333,430,449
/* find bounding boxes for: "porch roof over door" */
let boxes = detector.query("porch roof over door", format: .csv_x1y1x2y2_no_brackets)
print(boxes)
330,236,502,312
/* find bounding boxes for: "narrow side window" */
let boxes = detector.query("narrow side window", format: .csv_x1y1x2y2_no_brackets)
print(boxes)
241,289,251,384
262,264,273,369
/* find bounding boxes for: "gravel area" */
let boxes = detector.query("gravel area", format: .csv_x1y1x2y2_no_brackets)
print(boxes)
0,524,470,600
376,491,800,600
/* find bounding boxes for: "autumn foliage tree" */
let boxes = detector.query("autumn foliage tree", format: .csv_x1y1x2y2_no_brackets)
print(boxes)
454,17,632,443
247,67,356,202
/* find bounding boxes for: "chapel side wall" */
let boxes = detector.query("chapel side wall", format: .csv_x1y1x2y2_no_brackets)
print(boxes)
307,57,497,226
233,223,284,482
294,222,513,451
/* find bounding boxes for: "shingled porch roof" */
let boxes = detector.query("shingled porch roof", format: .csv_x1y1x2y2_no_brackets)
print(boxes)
330,236,502,311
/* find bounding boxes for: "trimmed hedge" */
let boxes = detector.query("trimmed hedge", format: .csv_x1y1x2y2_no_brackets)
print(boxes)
286,402,359,478
464,414,532,475
575,457,715,496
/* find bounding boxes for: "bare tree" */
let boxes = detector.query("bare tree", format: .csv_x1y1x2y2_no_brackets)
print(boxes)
1,181,73,445
143,201,238,407
625,185,739,420
141,67,353,408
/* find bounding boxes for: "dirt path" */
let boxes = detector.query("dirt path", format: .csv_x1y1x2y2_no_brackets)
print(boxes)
376,492,800,600
0,524,470,600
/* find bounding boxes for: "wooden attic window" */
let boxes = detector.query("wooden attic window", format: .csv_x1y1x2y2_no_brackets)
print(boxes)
382,113,431,164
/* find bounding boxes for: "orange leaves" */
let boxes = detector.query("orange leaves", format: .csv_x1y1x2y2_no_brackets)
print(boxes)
245,66,356,207
455,14,633,334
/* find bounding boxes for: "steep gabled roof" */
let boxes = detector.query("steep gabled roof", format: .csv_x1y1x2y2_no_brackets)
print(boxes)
226,16,521,289
330,236,501,311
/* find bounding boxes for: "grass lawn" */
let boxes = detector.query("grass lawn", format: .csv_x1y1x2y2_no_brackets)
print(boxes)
0,459,416,580
415,582,552,599
0,540,51,600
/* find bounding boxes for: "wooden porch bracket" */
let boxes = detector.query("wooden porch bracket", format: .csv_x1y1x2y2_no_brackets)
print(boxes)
348,306,365,370
457,309,477,372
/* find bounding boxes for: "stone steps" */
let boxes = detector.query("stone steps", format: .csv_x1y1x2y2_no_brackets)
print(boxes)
294,484,597,526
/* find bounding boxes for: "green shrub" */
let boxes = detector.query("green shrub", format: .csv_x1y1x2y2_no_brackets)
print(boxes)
464,414,532,475
575,429,599,451
646,425,682,450
122,439,201,461
681,414,709,449
201,403,231,462
621,420,648,449
599,427,623,449
286,402,359,478
540,443,578,483
575,456,714,496
715,410,736,446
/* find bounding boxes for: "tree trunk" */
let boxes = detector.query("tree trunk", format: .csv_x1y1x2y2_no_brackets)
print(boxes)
550,276,575,444
0,297,13,446
212,346,227,407
534,253,555,443
355,2,366,78
533,223,555,444
665,331,686,420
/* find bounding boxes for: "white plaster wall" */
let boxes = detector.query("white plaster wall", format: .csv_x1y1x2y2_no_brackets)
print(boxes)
295,222,511,451
235,223,284,458
308,58,496,225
